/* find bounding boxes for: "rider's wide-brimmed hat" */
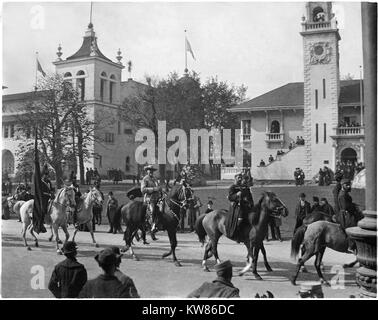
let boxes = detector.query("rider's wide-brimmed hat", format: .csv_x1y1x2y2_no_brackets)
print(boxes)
144,165,157,172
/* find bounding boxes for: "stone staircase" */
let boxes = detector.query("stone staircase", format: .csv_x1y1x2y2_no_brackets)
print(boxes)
251,145,306,180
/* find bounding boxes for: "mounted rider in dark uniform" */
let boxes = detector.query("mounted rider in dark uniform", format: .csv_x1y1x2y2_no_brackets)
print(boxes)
141,165,161,239
41,165,54,231
337,178,364,252
69,171,81,225
227,173,254,242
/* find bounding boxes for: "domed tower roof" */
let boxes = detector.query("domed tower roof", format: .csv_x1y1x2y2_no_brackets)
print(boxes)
66,23,111,62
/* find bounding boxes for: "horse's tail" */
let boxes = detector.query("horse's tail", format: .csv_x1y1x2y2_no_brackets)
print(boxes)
195,214,207,246
291,225,307,259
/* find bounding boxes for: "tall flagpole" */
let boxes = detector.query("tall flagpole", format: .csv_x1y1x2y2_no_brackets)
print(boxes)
35,51,38,91
184,30,188,74
90,2,93,24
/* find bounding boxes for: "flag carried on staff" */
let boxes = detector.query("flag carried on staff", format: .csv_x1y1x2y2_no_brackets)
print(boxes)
32,132,47,234
185,36,196,60
36,58,46,77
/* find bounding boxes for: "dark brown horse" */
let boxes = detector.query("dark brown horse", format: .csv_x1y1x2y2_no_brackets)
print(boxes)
195,191,288,280
290,209,362,285
119,183,192,266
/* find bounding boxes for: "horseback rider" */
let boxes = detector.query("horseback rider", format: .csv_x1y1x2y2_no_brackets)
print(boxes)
338,178,363,253
141,165,162,237
227,173,254,241
40,165,54,233
69,173,81,225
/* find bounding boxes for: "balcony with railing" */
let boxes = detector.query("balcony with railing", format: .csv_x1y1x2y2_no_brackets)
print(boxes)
336,126,365,137
265,132,284,142
241,133,251,142
302,21,332,31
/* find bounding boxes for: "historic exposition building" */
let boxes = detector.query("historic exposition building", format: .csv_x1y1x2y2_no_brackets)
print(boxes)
227,2,364,180
2,22,144,179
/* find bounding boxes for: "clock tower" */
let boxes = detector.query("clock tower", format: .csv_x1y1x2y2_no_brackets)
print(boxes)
301,2,340,177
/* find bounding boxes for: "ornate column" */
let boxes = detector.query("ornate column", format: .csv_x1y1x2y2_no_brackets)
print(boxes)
346,2,377,298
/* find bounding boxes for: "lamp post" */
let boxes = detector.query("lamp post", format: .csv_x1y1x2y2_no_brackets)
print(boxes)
346,2,377,298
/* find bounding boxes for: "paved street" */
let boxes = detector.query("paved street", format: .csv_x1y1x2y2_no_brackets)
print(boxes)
2,203,359,298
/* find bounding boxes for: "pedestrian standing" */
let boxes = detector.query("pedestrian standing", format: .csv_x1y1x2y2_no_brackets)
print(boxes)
106,191,120,234
293,193,311,234
48,241,87,298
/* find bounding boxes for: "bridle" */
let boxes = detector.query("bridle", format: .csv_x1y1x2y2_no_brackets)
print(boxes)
51,187,75,209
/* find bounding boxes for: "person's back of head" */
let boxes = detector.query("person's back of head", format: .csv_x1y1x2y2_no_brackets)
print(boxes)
214,260,233,281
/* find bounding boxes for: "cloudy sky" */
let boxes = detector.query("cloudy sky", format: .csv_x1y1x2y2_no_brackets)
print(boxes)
2,1,363,99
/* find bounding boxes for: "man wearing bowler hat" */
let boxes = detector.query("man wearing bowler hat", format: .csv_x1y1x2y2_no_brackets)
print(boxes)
293,193,311,234
79,248,133,298
141,165,161,239
187,260,240,298
48,241,87,298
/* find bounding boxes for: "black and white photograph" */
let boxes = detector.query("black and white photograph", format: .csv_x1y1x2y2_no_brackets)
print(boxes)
1,0,376,303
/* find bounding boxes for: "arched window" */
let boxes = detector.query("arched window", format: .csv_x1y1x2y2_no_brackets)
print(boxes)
110,74,116,80
109,75,116,103
2,150,15,174
313,7,325,22
270,120,280,133
100,71,107,78
64,72,72,78
76,70,85,76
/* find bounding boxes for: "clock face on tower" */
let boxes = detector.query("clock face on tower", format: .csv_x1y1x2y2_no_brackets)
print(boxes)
310,42,332,65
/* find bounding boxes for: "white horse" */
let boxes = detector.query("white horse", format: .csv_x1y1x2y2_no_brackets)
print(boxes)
17,187,76,252
71,187,103,249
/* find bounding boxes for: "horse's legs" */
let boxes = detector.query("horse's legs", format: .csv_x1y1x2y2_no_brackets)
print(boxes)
88,221,99,248
62,225,70,244
22,222,31,250
343,259,358,268
202,241,212,272
314,247,329,286
210,234,221,264
260,243,273,272
48,224,54,242
72,227,79,242
239,243,254,276
164,229,181,267
29,226,39,248
53,224,62,254
291,246,316,285
252,245,263,280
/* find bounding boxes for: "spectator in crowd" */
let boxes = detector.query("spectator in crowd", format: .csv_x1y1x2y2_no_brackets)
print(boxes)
110,246,140,298
294,193,311,234
318,168,325,186
310,196,321,213
79,248,135,298
48,241,88,298
319,198,336,221
187,260,240,298
86,168,91,185
4,178,12,196
188,195,202,232
106,191,120,234
268,155,274,163
259,159,266,166
296,136,300,144
205,200,214,214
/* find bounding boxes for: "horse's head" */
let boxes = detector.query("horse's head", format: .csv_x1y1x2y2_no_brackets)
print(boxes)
167,184,193,210
261,191,288,217
63,187,76,209
90,187,103,206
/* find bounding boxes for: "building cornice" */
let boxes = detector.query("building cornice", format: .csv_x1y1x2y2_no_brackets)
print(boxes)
53,57,124,70
228,105,304,113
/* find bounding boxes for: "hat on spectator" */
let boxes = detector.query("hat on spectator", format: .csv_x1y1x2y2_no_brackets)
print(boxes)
313,196,319,202
95,248,118,267
62,241,78,255
299,193,306,198
214,260,233,277
144,165,157,172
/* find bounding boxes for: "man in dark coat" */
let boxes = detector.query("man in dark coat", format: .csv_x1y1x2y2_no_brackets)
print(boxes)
338,179,362,229
227,173,254,241
332,175,343,214
187,260,240,298
310,196,321,213
48,241,87,298
293,193,311,234
106,192,121,234
79,248,133,298
319,198,335,221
